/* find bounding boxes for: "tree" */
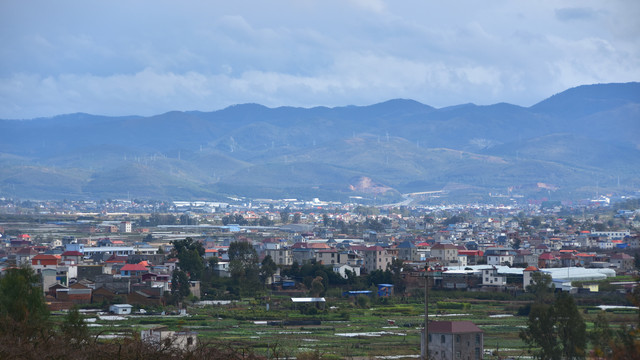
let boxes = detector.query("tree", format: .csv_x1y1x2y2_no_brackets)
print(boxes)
593,222,607,232
171,237,205,280
171,269,191,301
554,292,586,359
258,216,273,226
280,209,290,224
260,255,277,285
443,214,466,226
310,276,325,297
513,238,522,250
521,303,559,360
520,291,587,360
526,272,555,303
366,269,392,287
292,213,302,224
60,306,88,346
228,241,260,295
388,258,407,295
530,216,543,228
355,206,379,216
589,311,613,358
364,218,384,232
0,265,49,337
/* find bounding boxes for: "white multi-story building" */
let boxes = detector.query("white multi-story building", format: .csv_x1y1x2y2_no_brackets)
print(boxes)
591,231,630,240
481,266,506,286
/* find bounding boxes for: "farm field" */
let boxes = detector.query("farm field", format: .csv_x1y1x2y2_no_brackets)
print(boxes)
70,294,638,359
70,300,515,358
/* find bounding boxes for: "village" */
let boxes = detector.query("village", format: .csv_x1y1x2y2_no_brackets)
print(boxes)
0,197,639,358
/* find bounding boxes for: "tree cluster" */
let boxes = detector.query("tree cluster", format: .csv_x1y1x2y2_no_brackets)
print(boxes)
169,237,205,302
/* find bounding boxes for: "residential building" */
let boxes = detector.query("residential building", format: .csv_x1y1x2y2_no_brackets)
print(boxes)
397,241,420,261
363,246,394,273
119,221,132,233
485,247,516,266
481,266,506,286
332,264,361,279
523,266,540,289
610,253,634,271
423,321,484,360
431,243,459,263
264,248,293,266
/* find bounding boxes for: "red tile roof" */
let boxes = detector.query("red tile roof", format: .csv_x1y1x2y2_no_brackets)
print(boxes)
120,264,149,272
428,321,482,334
539,253,555,260
458,250,483,256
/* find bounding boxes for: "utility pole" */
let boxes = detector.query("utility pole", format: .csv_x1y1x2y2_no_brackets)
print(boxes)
422,267,430,360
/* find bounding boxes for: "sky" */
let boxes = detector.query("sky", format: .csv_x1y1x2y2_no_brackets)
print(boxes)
1,0,639,119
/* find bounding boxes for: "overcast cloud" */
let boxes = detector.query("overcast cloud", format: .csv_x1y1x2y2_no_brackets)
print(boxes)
1,0,638,119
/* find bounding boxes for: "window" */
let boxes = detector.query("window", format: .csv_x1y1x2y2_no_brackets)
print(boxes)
441,335,446,343
428,334,432,343
456,335,461,343
475,334,481,345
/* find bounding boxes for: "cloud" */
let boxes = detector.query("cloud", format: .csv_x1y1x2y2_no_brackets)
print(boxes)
0,1,638,118
555,7,598,22
0,51,520,119
347,0,386,13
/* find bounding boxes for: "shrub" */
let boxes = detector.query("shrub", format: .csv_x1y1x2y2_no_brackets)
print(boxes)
356,295,370,309
436,301,469,310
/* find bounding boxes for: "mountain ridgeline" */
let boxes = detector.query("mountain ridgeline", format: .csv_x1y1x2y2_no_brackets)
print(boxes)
1,82,639,202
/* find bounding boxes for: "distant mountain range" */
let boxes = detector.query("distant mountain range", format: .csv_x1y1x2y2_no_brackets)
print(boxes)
1,82,639,203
